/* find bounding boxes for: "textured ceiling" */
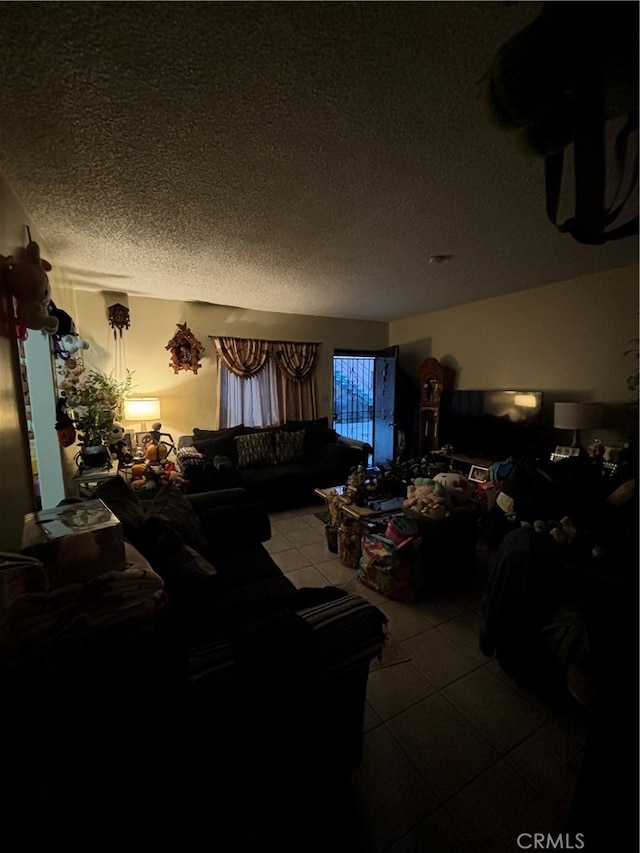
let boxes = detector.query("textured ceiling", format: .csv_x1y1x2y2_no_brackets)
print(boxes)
0,1,637,322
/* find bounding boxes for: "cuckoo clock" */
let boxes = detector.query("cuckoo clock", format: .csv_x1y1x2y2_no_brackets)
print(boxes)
107,303,130,338
165,322,205,374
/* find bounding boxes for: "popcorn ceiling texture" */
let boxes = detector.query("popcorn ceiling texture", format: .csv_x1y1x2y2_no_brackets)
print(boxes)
0,1,636,321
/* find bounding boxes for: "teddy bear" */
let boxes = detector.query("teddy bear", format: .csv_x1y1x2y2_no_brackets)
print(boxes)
3,241,58,335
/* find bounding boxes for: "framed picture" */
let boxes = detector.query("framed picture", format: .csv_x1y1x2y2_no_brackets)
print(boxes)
468,465,490,483
550,445,580,462
133,431,154,450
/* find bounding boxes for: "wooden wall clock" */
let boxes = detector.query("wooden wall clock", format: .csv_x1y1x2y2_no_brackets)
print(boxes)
165,322,205,374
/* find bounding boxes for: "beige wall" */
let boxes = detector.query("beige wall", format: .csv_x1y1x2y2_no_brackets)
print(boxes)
2,161,638,538
52,289,389,443
390,264,639,445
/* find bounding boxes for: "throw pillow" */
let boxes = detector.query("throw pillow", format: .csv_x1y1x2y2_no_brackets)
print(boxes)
193,435,239,464
235,431,277,469
143,484,209,555
274,429,305,464
91,476,146,539
176,445,206,472
192,425,244,442
304,427,337,458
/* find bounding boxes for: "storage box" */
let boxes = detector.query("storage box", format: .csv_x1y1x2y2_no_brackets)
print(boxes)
21,500,126,590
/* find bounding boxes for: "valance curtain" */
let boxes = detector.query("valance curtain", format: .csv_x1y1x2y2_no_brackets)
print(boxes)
211,336,319,427
213,337,270,378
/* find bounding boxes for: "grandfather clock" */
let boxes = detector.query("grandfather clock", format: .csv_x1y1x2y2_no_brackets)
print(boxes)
418,357,454,455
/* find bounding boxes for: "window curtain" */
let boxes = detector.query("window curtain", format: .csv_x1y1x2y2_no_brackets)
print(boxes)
211,336,318,427
217,358,282,428
213,337,270,378
272,340,318,422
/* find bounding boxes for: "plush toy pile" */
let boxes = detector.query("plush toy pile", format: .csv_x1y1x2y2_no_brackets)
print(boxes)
403,473,476,520
126,443,184,491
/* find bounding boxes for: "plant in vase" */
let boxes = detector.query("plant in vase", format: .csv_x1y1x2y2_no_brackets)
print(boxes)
58,364,134,468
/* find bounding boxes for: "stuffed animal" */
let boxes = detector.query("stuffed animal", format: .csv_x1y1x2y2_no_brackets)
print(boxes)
434,472,475,504
404,478,450,518
60,333,90,354
108,421,133,464
54,398,76,448
130,462,150,490
145,442,169,463
3,241,58,335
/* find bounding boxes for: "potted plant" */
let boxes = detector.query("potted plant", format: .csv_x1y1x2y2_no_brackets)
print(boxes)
58,364,134,469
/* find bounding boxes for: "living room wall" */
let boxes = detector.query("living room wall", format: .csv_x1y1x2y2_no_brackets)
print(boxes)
53,288,389,444
390,263,639,447
1,161,637,543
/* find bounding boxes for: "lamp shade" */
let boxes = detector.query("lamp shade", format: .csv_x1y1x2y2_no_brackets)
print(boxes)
123,397,161,423
553,402,602,430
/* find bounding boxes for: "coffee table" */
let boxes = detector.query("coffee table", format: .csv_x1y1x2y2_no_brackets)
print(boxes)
314,485,405,522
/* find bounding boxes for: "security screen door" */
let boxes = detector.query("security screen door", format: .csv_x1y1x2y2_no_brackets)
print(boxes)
332,347,397,468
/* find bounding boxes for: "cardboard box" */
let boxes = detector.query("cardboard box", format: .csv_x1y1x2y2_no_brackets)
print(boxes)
21,500,126,590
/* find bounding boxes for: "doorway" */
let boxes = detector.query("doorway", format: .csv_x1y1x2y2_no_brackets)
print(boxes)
332,347,397,467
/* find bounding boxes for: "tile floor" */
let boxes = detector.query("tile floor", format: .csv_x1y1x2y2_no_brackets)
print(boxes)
266,504,593,853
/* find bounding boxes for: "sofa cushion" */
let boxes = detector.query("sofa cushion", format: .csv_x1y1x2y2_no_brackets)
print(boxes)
194,434,240,464
176,445,206,472
192,425,244,442
284,417,329,432
132,516,221,634
91,476,146,539
274,429,306,464
135,516,216,582
143,484,209,556
235,431,277,469
304,427,337,459
198,503,272,553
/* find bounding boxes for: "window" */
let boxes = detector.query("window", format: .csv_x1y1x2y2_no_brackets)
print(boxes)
212,336,319,428
218,359,281,428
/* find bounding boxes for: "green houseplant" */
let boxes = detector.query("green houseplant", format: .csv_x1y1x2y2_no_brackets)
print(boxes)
59,364,134,465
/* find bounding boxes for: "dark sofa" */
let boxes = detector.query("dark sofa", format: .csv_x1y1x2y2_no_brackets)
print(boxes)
176,417,371,511
3,479,387,852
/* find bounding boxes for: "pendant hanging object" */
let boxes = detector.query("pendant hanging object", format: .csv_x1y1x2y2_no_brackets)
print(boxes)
108,303,130,338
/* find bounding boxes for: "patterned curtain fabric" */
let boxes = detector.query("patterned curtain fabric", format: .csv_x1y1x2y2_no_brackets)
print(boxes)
212,336,270,378
272,341,318,381
272,341,318,419
279,370,317,422
211,336,319,424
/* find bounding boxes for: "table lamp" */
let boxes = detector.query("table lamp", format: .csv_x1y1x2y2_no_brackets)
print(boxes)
123,397,161,432
553,402,602,448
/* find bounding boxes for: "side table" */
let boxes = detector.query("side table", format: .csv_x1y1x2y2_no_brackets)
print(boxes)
72,467,119,498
